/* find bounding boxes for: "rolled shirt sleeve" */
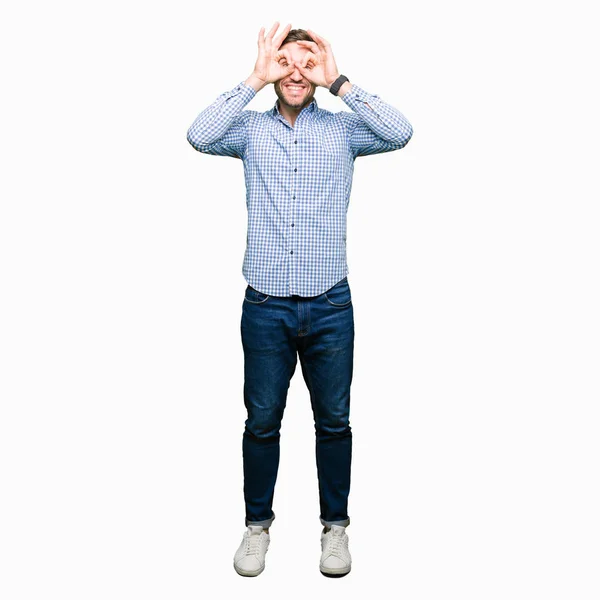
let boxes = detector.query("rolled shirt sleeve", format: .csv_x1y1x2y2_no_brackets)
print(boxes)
340,83,413,158
186,80,257,159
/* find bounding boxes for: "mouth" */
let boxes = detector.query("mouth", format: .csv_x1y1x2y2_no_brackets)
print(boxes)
285,84,307,93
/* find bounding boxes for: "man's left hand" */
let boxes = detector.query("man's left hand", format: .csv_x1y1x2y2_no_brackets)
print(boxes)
294,29,340,89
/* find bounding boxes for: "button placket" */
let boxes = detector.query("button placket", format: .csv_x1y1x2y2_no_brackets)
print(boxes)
289,131,298,287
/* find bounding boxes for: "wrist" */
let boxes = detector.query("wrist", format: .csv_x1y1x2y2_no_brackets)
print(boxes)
325,74,340,88
337,81,352,97
328,74,350,96
245,74,268,92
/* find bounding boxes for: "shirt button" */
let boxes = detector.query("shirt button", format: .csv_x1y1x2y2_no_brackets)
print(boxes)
293,196,295,199
294,168,297,172
290,250,293,254
291,223,294,227
294,140,298,144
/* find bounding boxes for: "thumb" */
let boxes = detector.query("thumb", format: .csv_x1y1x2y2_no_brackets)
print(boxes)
295,62,307,75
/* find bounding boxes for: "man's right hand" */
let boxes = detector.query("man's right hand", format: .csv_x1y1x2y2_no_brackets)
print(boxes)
247,22,295,89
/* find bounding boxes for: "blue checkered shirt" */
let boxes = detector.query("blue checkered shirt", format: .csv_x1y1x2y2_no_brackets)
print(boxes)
187,80,413,297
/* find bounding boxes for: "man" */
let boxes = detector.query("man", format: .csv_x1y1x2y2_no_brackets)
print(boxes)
186,22,413,578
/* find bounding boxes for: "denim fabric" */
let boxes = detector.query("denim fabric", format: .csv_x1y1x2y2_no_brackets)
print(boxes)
240,276,354,529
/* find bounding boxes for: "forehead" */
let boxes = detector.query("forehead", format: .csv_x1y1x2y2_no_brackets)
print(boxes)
280,41,311,61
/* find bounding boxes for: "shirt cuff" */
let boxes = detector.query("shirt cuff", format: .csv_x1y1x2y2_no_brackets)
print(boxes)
225,80,257,102
340,83,369,106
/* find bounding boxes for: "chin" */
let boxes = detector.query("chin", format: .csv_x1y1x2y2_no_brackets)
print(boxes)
289,93,312,106
285,92,306,102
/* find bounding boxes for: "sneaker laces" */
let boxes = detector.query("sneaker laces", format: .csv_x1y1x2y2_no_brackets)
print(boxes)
244,530,264,556
325,528,345,557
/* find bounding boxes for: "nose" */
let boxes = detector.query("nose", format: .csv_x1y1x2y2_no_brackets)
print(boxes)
289,63,303,82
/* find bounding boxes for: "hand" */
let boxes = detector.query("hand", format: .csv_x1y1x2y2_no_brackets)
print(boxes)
294,29,340,88
251,22,297,85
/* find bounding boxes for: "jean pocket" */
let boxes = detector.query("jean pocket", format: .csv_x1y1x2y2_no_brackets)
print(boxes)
324,277,352,307
244,285,270,304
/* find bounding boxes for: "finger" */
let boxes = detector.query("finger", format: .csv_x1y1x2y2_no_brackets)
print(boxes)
257,26,265,51
296,60,314,73
296,40,319,53
295,62,314,82
265,21,279,46
275,47,293,67
273,22,292,50
301,51,317,69
308,29,328,46
264,21,279,54
295,62,306,75
307,29,330,53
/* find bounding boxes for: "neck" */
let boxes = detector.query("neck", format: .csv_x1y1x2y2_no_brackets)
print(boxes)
277,98,312,128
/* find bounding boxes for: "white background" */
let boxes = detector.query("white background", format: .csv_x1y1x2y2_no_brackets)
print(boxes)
1,0,599,597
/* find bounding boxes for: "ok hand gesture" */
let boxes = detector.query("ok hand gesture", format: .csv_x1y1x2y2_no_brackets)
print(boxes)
294,29,340,88
251,22,296,85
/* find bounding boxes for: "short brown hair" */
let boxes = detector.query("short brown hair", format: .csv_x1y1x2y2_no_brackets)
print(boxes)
280,28,315,46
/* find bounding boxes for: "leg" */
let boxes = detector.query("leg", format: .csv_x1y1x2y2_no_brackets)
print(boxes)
241,287,297,528
298,277,354,528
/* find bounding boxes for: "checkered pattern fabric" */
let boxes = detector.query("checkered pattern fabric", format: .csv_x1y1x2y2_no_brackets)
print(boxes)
187,80,413,297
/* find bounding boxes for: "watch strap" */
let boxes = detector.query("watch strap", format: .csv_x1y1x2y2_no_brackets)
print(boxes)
329,75,349,96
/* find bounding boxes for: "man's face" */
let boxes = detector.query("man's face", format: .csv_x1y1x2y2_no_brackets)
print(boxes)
273,42,317,110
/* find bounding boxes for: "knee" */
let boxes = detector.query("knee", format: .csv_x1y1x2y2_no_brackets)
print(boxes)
316,417,351,438
244,414,283,441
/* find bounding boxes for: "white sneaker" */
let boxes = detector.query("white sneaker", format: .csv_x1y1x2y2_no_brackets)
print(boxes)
320,524,352,577
233,525,270,577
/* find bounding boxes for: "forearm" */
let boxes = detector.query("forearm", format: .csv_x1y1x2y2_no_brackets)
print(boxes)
187,79,257,148
340,83,413,145
337,81,353,97
244,73,269,93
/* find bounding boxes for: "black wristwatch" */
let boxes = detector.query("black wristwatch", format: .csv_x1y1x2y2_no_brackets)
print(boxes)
329,75,349,96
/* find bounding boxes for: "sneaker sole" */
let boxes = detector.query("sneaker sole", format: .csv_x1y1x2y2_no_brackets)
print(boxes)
234,562,265,577
320,565,351,577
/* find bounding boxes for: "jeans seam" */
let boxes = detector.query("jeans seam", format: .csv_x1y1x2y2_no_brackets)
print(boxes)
324,297,352,307
244,295,270,304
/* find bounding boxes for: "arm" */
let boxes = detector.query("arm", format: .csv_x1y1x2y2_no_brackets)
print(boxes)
293,29,413,158
339,83,413,158
186,80,257,159
186,22,296,159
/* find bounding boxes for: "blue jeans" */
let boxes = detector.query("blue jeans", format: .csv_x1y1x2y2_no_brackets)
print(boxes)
240,276,354,529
